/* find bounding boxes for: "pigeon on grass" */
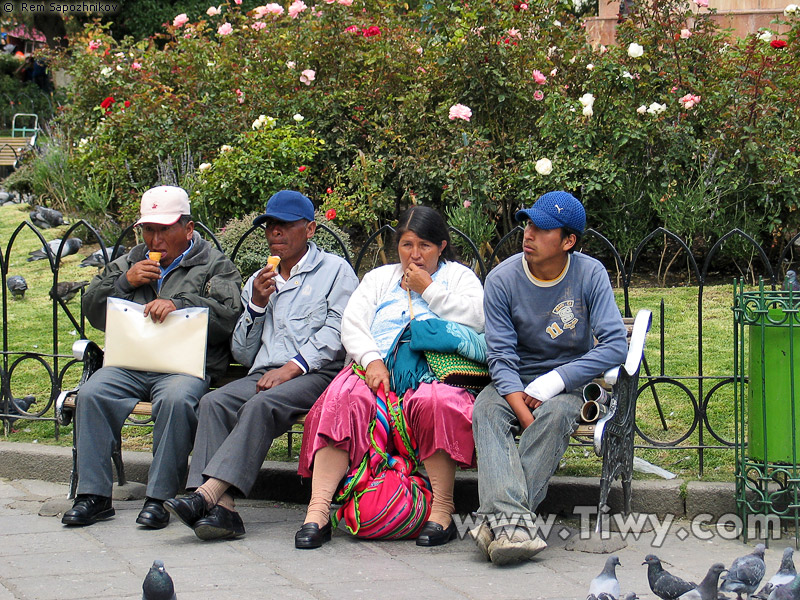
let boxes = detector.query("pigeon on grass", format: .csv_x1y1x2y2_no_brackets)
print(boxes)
142,559,176,600
29,206,64,229
6,275,27,299
644,554,696,600
2,395,35,429
721,544,767,600
50,281,89,303
79,246,126,268
677,563,727,600
28,238,83,262
588,556,621,600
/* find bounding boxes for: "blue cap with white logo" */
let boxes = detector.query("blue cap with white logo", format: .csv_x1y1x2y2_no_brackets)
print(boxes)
515,191,585,235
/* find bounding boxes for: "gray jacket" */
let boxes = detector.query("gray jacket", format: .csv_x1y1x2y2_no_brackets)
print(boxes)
82,232,243,382
232,242,358,374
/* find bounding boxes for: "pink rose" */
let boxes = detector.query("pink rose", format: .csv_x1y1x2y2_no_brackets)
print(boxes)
449,103,472,121
520,2,528,8
532,69,547,85
207,5,221,16
680,28,692,38
264,3,284,15
131,62,142,70
235,0,242,4
88,39,102,50
533,90,544,101
172,13,189,27
694,0,709,6
338,0,353,4
288,0,307,18
217,22,233,35
300,69,316,85
463,200,472,208
679,93,701,109
507,28,522,40
251,21,267,30
324,0,335,3
345,25,360,33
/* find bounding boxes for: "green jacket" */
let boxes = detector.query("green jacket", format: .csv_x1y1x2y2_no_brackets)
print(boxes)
82,232,243,382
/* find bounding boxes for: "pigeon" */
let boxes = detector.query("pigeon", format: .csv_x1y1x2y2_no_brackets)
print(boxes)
2,395,35,429
587,594,615,600
756,548,797,599
27,237,83,262
644,554,696,600
29,206,64,229
589,556,622,600
767,575,800,600
721,544,767,600
785,271,800,293
6,275,27,299
142,559,176,600
678,563,727,600
79,246,126,268
50,281,89,303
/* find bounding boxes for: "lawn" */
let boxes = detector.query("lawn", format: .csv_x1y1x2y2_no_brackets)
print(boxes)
1,203,749,477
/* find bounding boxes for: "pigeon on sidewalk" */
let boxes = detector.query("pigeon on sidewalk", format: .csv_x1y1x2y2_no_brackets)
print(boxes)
721,544,767,600
6,275,27,299
142,559,176,600
28,237,83,262
677,563,727,600
644,554,696,600
50,280,89,303
766,575,800,600
589,556,621,600
756,548,796,599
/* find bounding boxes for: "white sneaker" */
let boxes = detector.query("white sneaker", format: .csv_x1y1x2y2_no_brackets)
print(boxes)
488,528,547,566
469,522,494,561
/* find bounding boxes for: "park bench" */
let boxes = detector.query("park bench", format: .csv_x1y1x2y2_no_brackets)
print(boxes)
0,113,39,168
55,304,651,525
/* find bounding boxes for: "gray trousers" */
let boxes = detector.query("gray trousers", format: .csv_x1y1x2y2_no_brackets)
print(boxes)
187,361,343,496
473,383,582,520
75,366,209,500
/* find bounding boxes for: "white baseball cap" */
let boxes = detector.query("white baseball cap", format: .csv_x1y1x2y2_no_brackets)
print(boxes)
135,186,191,226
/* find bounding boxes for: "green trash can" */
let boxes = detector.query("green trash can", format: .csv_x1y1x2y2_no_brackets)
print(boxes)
748,307,800,464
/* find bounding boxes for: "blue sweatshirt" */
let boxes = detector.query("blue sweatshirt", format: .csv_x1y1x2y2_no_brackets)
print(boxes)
484,251,628,397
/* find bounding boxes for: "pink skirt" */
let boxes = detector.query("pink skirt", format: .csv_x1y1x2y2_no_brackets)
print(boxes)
298,366,477,477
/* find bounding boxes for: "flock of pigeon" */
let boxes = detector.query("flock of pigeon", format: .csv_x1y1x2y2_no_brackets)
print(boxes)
4,206,124,303
587,545,799,600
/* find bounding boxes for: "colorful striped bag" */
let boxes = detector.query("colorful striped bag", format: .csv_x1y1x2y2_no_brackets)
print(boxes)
332,370,432,539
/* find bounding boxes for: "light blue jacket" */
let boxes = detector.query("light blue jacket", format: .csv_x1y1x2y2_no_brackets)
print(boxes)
231,242,359,374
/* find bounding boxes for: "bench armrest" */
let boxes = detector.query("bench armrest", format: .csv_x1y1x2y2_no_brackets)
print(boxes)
55,340,104,425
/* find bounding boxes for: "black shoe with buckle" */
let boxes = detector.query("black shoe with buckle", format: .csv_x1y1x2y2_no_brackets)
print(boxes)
164,492,208,529
136,498,170,529
193,505,246,541
416,520,458,547
61,494,115,526
294,521,332,549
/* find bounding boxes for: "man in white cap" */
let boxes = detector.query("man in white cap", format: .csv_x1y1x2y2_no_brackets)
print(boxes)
62,186,242,530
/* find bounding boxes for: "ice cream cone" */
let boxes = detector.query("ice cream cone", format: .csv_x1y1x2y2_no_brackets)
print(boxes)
149,252,161,263
267,255,281,271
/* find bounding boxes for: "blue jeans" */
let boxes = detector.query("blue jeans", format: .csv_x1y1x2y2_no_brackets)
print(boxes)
473,383,582,522
75,367,209,500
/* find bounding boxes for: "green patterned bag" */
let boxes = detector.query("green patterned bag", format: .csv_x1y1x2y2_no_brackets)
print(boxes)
424,351,491,391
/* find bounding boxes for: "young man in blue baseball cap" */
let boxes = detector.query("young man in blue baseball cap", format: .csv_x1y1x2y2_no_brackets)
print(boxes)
164,190,359,540
471,191,628,564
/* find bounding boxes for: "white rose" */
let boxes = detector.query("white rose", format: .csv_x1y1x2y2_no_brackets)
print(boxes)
198,162,212,171
579,93,595,107
293,113,304,122
586,63,594,71
623,71,634,79
220,144,233,153
535,158,553,175
637,105,647,114
582,105,594,117
647,102,666,115
553,19,561,26
785,4,799,15
758,30,773,42
627,42,644,58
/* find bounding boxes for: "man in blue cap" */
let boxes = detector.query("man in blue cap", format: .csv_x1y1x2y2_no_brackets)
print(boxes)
471,191,628,565
164,190,358,540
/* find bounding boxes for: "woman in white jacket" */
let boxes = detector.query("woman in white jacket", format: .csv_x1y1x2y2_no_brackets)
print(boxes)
297,206,485,549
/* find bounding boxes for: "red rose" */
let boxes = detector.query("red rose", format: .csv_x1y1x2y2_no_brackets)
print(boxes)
363,26,381,37
771,39,787,49
124,100,131,108
325,209,337,220
298,165,307,172
326,187,333,194
100,96,115,109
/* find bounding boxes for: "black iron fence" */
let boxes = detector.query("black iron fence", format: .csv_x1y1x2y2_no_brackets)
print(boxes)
2,216,798,475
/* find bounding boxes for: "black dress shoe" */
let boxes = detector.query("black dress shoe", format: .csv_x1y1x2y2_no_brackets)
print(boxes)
416,520,458,546
193,505,246,541
61,494,114,526
294,521,332,549
136,498,170,529
164,492,208,529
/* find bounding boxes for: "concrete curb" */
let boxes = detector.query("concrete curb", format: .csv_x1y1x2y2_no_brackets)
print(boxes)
0,441,737,519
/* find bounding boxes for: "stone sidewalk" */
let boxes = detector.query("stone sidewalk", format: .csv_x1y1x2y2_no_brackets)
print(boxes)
0,477,791,600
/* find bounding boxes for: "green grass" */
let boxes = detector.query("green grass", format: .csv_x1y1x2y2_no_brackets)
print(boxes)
1,203,752,473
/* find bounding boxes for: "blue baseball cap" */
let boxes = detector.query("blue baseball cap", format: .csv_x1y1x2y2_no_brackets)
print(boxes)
515,191,585,235
253,190,315,225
